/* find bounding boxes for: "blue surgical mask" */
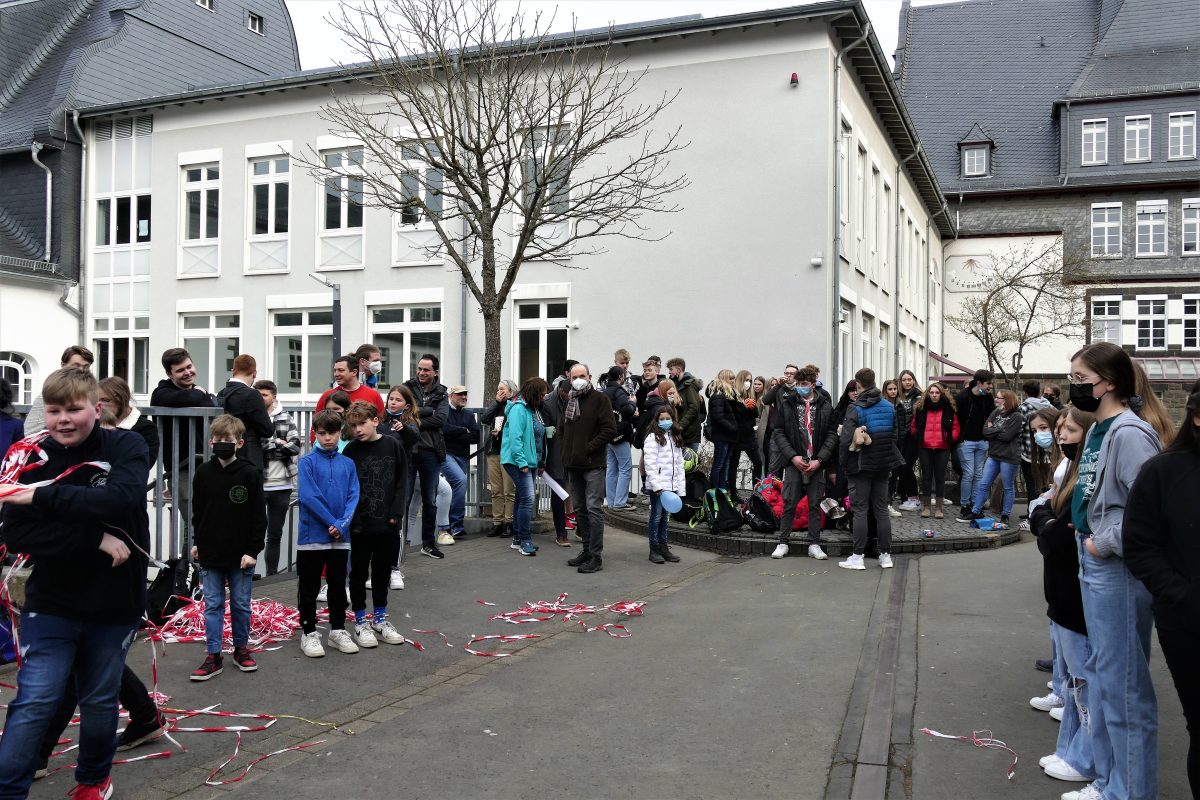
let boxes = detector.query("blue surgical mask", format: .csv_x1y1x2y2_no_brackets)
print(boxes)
658,419,673,431
797,386,812,397
1034,430,1054,450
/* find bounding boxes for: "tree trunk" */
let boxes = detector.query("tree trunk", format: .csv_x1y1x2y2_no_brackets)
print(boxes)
482,308,502,399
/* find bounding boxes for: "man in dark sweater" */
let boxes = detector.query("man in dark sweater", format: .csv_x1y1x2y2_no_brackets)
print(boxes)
560,363,616,573
443,386,479,539
215,354,274,472
403,354,454,559
0,368,150,799
953,369,995,518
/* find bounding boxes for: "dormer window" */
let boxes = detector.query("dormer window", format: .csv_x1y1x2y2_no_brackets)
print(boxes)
962,145,989,177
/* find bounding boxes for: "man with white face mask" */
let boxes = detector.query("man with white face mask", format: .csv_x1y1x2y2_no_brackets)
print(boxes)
559,364,616,574
355,344,384,389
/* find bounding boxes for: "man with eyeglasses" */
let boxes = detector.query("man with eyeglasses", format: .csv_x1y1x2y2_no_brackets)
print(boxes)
954,369,995,521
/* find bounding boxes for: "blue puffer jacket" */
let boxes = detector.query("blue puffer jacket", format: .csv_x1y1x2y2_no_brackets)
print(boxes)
838,388,904,476
297,445,359,546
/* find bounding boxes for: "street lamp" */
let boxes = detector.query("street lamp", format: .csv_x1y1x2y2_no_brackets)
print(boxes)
309,273,341,358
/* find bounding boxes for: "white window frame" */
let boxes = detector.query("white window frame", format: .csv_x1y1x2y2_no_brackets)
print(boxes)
1090,295,1121,344
1081,119,1108,166
1169,112,1196,160
395,141,444,229
0,351,34,406
269,309,335,398
367,304,444,390
513,299,570,383
248,156,290,239
247,12,264,35
962,145,989,177
182,163,220,242
1184,198,1200,256
1090,202,1122,257
93,320,151,396
855,142,867,251
1135,200,1168,257
179,312,241,390
95,193,152,248
837,122,850,257
521,127,571,219
880,180,892,291
320,147,364,232
839,299,854,388
1183,295,1199,350
1135,295,1167,351
860,312,874,370
1124,115,1151,163
195,0,214,9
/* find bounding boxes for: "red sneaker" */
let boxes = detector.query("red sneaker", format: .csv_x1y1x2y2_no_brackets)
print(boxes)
189,653,223,681
232,647,258,672
69,776,113,800
565,513,577,530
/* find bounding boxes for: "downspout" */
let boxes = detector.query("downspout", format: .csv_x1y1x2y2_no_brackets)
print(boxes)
893,144,920,374
830,20,871,387
30,143,52,262
71,109,87,342
924,201,949,380
1060,100,1072,187
460,279,468,386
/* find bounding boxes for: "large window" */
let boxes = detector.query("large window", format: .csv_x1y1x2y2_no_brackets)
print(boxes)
1136,297,1166,350
94,318,150,395
183,164,219,241
181,313,240,390
250,157,289,237
1135,200,1167,256
1090,203,1122,257
962,145,989,177
368,305,443,390
1081,120,1107,166
95,194,151,246
1184,199,1199,255
398,142,444,226
1169,112,1196,160
1090,297,1121,344
0,351,33,406
855,144,867,263
878,322,889,377
322,148,364,230
270,310,333,396
839,300,854,388
1124,116,1151,163
860,313,874,370
837,122,850,255
514,300,568,383
522,128,570,217
1184,297,1199,350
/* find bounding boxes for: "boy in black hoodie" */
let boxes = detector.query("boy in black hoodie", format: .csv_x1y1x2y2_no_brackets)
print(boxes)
189,414,266,681
0,368,150,799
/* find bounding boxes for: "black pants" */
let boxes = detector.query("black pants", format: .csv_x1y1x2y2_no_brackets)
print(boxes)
895,440,919,499
778,465,825,544
918,448,951,499
38,665,157,763
1020,459,1037,502
1158,622,1200,799
548,471,568,539
349,529,394,614
263,490,291,575
297,549,348,633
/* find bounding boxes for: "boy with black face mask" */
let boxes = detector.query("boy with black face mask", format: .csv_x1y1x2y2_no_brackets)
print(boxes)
189,414,266,681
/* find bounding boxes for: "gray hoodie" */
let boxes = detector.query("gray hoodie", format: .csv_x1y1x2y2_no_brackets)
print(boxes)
1087,410,1162,558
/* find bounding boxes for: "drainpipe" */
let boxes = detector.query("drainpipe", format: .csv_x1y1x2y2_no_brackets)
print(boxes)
893,144,920,375
1061,100,1072,187
71,109,87,342
830,20,871,388
924,201,949,380
460,278,468,386
30,143,52,262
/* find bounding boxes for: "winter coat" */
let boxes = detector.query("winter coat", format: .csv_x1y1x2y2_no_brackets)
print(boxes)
954,384,994,442
704,391,739,444
150,378,215,466
1018,396,1053,462
216,380,275,470
635,392,668,448
890,397,912,449
262,402,301,488
910,403,959,451
1124,450,1200,631
559,388,616,471
981,408,1024,464
1030,495,1087,635
642,432,685,494
771,389,837,467
603,384,636,444
296,445,358,547
116,407,160,463
500,398,542,469
838,388,904,476
731,396,758,447
635,376,662,414
481,401,507,456
404,378,450,460
672,373,707,444
1086,410,1162,559
541,389,567,479
1,412,24,457
444,405,481,459
192,455,267,569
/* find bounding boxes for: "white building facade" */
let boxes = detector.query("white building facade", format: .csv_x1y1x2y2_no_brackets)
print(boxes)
77,4,951,404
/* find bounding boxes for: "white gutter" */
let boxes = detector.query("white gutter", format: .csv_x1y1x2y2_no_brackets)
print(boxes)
71,110,87,341
30,143,52,262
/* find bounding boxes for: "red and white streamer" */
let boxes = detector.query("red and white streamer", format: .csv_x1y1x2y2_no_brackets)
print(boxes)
205,732,326,785
921,727,1019,780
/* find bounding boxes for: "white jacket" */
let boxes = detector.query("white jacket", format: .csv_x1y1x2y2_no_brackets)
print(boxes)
642,433,685,493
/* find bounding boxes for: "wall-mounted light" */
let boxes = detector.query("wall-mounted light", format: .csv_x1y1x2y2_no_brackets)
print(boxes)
790,72,799,87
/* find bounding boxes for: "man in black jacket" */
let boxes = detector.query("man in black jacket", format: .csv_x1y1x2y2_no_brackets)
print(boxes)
215,354,274,472
403,354,453,559
0,368,150,798
560,363,616,573
770,366,838,560
443,385,479,540
953,369,995,518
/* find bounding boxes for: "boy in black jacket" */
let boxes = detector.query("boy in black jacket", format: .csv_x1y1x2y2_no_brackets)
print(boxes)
189,414,266,681
0,368,150,799
214,354,274,472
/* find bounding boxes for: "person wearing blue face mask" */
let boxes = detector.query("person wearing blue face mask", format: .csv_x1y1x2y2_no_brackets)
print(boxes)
770,366,838,560
1017,380,1054,517
642,406,684,564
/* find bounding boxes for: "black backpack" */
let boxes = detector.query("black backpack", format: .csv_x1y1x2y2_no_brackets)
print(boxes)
671,470,710,523
146,557,200,626
743,493,778,533
694,488,744,534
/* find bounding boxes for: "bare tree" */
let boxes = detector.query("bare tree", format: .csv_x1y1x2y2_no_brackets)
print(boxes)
946,237,1085,385
301,0,688,391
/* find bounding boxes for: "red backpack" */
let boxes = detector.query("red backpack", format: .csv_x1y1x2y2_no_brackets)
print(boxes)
754,475,824,531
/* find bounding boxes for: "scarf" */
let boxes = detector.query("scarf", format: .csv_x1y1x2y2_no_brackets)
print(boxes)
566,384,591,422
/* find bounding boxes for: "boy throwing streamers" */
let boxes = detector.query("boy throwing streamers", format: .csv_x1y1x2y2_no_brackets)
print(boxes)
0,368,150,800
342,402,408,646
189,414,266,680
297,410,359,657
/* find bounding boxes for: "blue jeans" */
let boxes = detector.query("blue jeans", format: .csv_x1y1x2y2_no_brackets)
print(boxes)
957,440,989,508
606,442,633,508
970,458,1018,517
503,464,535,544
647,491,669,545
0,612,136,794
1052,621,1096,779
200,565,254,654
408,449,443,547
441,455,468,535
710,441,733,493
1077,540,1158,800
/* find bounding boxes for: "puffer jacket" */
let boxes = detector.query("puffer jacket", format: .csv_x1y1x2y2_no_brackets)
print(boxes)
911,403,960,450
982,408,1024,464
642,432,685,494
672,373,707,444
705,391,739,444
838,388,904,476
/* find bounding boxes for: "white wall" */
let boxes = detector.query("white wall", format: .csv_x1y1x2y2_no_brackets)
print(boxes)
0,281,79,404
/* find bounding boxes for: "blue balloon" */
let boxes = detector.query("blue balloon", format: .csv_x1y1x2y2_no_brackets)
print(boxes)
661,491,683,514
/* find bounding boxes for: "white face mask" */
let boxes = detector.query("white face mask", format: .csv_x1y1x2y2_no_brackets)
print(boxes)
571,377,589,392
744,381,751,390
368,360,383,375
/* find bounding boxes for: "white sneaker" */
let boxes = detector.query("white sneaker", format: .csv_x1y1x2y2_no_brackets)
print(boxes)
899,498,921,511
365,578,372,589
372,618,406,645
353,622,378,648
436,530,455,546
1044,758,1090,782
327,629,359,654
771,543,789,559
1039,754,1061,768
1030,692,1064,711
887,505,902,517
839,554,866,570
1061,784,1103,800
1048,680,1055,690
878,552,894,569
316,583,328,603
807,544,828,560
390,569,405,590
300,631,325,658
1049,706,1064,721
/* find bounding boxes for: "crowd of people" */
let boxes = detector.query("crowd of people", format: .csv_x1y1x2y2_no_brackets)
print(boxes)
0,339,1196,800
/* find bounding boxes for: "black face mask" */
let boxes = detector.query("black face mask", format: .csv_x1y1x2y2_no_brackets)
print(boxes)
1069,382,1103,413
1060,442,1079,461
213,442,238,460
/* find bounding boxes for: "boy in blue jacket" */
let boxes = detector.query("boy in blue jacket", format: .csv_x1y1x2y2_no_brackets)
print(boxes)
296,410,359,658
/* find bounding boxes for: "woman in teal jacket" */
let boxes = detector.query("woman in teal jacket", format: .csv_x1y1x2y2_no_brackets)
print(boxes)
501,378,548,556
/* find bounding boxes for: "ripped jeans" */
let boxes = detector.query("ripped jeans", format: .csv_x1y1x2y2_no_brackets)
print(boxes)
1050,620,1095,778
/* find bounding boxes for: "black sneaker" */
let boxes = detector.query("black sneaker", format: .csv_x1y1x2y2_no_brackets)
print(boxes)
421,545,445,559
189,653,223,681
1035,658,1053,672
487,523,508,538
117,713,166,751
577,556,603,574
955,510,980,523
999,515,1009,527
567,551,591,567
232,646,258,672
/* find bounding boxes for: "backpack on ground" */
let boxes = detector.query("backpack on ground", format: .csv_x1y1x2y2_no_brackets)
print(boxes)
693,488,743,534
743,492,778,533
671,470,710,523
146,557,199,626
